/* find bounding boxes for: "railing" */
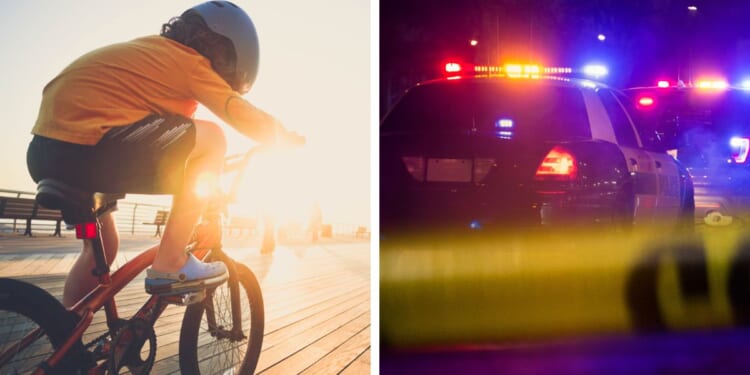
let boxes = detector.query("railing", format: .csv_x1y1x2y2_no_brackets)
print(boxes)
0,189,370,239
0,189,170,237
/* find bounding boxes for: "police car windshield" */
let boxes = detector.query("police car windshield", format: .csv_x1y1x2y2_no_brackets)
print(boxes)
382,80,591,142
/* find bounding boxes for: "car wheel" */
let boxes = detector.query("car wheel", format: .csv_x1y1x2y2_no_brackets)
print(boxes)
679,186,696,233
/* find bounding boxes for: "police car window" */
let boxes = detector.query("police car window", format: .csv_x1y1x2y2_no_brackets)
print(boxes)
382,81,591,142
598,90,640,148
700,93,750,135
648,91,745,149
381,83,472,134
616,91,667,151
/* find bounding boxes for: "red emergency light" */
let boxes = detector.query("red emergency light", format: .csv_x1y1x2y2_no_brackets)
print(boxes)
638,96,655,106
444,62,462,73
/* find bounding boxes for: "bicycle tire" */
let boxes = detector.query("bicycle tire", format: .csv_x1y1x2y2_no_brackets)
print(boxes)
0,278,87,375
179,260,264,375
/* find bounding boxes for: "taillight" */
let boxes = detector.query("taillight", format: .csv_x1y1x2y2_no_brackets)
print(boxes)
75,222,99,239
535,146,577,180
402,156,425,181
730,137,750,163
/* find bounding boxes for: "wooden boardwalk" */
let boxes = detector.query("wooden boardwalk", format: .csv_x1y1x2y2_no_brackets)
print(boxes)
0,235,371,374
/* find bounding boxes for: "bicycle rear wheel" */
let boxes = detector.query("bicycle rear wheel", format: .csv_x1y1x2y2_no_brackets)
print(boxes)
179,260,264,375
0,278,87,375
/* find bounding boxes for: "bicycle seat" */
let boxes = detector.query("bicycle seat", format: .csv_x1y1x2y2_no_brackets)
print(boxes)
36,178,125,224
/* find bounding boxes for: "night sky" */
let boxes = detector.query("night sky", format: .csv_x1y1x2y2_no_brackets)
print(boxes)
380,0,750,115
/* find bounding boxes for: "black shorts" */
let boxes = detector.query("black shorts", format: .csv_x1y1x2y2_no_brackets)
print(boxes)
27,114,196,194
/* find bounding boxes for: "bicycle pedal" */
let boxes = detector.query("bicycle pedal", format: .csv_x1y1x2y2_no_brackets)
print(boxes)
163,289,206,306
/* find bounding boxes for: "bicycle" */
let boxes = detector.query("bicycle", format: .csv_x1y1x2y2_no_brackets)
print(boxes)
0,146,268,374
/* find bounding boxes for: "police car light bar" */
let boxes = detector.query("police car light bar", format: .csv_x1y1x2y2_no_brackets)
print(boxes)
544,67,573,74
696,79,728,90
442,61,575,78
582,64,608,79
657,80,670,88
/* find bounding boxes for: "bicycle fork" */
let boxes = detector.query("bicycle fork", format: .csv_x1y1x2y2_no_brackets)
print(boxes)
204,250,247,342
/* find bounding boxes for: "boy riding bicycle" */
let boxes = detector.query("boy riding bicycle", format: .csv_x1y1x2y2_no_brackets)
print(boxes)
27,1,303,308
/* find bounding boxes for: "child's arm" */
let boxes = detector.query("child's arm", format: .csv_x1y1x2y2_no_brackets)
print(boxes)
190,61,303,145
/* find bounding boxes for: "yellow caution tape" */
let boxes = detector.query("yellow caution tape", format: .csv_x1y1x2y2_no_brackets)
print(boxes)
380,225,750,347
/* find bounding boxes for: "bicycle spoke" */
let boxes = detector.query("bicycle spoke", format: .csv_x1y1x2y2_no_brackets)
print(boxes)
193,282,252,374
180,261,262,375
0,311,55,373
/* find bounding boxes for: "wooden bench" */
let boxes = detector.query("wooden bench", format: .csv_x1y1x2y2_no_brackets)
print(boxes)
226,216,257,237
0,197,63,237
355,226,370,239
143,210,169,237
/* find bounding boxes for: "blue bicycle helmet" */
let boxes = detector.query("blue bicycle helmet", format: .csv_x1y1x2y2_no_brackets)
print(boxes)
191,1,259,93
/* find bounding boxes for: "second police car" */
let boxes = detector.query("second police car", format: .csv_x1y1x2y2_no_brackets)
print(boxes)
380,63,695,233
626,80,750,227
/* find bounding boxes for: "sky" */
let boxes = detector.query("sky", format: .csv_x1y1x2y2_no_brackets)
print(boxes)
379,0,750,113
0,0,371,227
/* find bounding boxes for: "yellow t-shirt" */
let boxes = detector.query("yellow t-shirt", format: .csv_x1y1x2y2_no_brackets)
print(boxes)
33,35,275,145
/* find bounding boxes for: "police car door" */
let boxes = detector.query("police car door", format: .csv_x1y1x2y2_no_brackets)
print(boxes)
583,88,659,224
613,91,682,218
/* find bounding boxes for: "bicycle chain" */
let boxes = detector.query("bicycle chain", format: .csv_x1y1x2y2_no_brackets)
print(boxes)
84,330,114,350
83,317,131,351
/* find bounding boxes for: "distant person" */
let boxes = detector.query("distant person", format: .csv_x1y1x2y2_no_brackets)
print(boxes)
261,210,276,254
308,202,323,242
27,1,304,307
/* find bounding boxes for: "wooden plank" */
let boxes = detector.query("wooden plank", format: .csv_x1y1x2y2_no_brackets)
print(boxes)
262,312,370,374
266,282,369,333
340,348,370,375
148,355,181,375
0,254,22,274
256,295,370,372
33,253,66,275
301,326,371,375
1,254,44,277
48,253,79,274
264,276,368,332
153,277,368,362
0,242,371,374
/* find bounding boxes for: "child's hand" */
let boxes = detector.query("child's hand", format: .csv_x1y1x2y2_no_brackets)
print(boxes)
270,117,304,147
280,130,305,147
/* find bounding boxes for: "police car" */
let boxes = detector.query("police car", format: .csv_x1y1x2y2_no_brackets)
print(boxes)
380,63,695,232
625,82,750,226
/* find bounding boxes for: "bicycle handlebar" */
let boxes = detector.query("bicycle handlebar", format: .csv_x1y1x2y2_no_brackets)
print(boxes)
223,145,264,204
221,141,304,206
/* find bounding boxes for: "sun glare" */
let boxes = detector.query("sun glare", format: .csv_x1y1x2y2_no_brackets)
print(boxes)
227,147,320,226
194,171,219,199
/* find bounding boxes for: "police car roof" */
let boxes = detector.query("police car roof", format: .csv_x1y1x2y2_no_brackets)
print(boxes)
413,74,611,90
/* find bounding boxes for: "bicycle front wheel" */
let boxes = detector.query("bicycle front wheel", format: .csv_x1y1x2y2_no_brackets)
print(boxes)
179,260,264,375
0,278,87,375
